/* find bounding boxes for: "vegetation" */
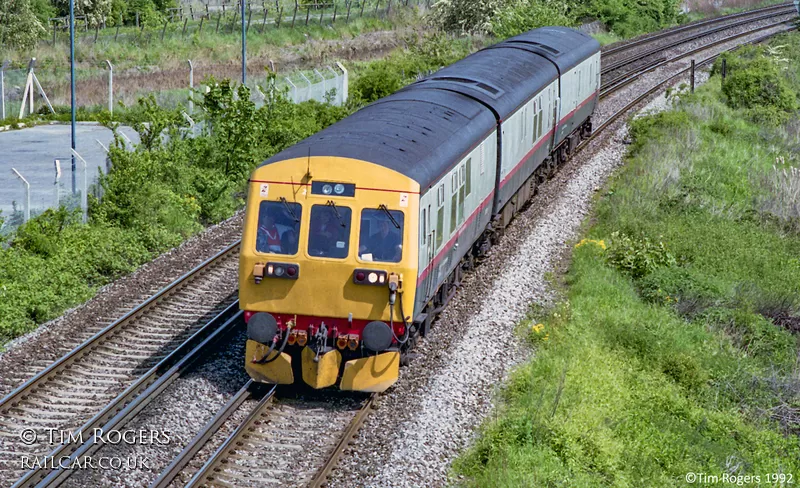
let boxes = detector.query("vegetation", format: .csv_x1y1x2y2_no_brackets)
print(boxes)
455,32,800,486
429,0,686,39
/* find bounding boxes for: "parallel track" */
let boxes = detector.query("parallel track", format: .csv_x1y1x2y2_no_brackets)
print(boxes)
0,242,241,486
5,5,797,487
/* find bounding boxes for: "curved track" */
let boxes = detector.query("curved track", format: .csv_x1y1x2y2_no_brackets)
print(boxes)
3,5,797,487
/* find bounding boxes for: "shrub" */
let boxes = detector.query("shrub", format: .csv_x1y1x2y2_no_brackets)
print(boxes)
351,62,404,103
491,0,575,39
606,231,677,279
720,51,797,121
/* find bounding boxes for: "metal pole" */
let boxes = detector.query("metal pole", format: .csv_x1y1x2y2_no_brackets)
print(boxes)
54,159,62,207
188,59,194,114
106,60,113,114
241,0,246,84
70,0,77,195
0,60,8,121
11,168,30,223
690,59,695,93
722,58,727,79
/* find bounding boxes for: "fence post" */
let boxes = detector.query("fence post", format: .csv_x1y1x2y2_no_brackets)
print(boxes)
182,17,188,36
52,20,57,46
360,0,366,17
216,12,222,32
115,21,120,41
277,7,283,27
94,24,99,43
106,60,113,114
346,1,352,22
11,168,30,223
161,20,168,40
305,7,310,25
319,6,323,25
71,149,88,223
54,159,62,208
336,61,348,104
375,0,380,16
721,58,727,79
260,6,268,33
136,11,140,29
199,15,205,33
188,59,194,114
333,3,337,22
690,59,695,93
291,4,297,27
0,60,8,121
247,6,253,32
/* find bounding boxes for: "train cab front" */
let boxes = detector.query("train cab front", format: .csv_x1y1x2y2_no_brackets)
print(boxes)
238,156,419,393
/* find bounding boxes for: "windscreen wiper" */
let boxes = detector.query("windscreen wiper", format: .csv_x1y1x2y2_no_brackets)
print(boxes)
327,200,347,227
379,204,401,229
280,197,300,222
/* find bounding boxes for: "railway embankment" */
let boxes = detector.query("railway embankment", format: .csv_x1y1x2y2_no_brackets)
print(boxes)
455,32,800,486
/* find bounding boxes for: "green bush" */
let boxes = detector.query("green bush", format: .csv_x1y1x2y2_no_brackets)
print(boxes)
606,231,677,278
351,62,404,103
716,47,798,125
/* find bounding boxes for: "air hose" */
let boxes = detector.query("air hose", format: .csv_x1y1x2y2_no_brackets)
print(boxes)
253,329,290,364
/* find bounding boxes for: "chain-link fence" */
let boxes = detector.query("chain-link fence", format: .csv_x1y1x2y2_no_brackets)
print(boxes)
43,0,427,48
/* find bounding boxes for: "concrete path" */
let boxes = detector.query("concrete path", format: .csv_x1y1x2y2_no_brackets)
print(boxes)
0,123,140,218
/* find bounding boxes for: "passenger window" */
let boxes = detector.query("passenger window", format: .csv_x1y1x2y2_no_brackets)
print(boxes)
308,204,351,259
421,207,427,246
465,158,472,196
436,206,444,249
256,200,302,255
358,208,404,263
450,192,457,234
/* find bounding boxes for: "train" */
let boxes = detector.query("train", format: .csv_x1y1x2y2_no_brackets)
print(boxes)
239,26,601,392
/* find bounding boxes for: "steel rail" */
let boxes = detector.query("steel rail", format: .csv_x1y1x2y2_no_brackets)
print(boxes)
0,240,240,416
13,307,245,488
184,385,279,488
149,380,256,488
307,393,378,488
602,2,793,57
590,26,797,148
600,19,795,98
601,6,796,75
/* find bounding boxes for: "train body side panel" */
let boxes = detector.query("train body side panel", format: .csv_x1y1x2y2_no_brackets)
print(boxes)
414,130,497,318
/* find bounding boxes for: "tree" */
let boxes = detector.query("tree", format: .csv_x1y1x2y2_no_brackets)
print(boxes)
0,0,46,50
54,0,112,26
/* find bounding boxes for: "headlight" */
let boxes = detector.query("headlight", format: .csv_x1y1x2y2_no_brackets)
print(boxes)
334,183,345,195
322,184,333,195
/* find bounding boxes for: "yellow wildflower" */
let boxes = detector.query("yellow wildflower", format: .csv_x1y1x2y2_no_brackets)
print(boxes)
575,238,607,250
532,323,544,333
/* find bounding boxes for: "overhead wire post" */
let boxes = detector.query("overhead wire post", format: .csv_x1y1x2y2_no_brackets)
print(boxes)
70,0,77,195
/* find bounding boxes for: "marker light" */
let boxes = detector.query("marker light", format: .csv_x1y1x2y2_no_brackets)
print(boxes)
356,271,365,281
287,266,297,277
322,184,333,195
334,183,345,195
353,269,388,286
368,272,378,284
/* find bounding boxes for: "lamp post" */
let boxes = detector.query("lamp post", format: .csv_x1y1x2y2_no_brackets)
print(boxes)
69,0,77,194
241,0,247,85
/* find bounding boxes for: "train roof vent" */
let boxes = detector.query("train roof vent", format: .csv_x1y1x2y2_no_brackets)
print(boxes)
508,40,561,56
428,76,503,98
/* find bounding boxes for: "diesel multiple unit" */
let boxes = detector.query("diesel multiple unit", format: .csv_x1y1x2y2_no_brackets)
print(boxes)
239,26,601,392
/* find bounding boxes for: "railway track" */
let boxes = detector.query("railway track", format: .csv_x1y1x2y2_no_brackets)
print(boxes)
151,387,370,488
2,5,797,487
0,242,241,487
599,3,796,81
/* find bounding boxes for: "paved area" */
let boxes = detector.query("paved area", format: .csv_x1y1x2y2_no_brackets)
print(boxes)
0,123,139,219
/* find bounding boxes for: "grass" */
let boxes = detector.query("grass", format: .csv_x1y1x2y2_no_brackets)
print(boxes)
0,7,420,72
454,33,800,487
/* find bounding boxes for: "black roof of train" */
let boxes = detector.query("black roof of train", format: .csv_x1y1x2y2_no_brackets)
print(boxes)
261,27,600,191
